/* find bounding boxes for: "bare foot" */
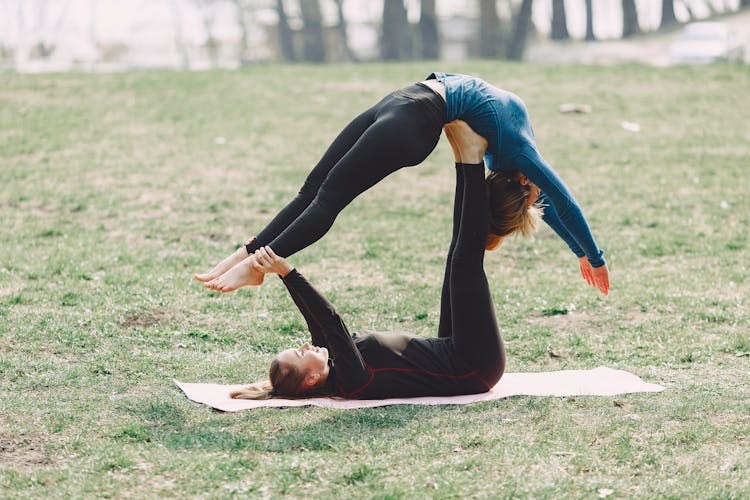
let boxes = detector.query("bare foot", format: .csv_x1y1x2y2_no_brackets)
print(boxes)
444,120,488,164
195,245,250,282
205,254,264,292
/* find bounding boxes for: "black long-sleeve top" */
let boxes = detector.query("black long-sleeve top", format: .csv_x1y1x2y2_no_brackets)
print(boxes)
280,270,488,399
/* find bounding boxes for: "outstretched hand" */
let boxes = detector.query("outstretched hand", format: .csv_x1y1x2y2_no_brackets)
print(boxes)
578,256,610,296
251,246,293,277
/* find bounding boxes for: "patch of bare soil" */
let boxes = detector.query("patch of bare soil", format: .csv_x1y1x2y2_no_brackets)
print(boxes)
0,435,53,470
120,308,174,329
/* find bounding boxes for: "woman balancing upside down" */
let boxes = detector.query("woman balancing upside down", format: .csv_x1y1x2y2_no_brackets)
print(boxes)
232,160,503,400
195,73,609,295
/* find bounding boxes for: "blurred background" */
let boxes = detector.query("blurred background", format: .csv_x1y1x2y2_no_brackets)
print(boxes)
1,0,748,72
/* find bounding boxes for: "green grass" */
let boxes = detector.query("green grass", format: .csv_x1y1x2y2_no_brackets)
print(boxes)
1,61,749,497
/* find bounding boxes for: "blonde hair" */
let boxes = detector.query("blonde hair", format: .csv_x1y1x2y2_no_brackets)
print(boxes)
229,355,330,400
485,170,543,239
230,357,307,400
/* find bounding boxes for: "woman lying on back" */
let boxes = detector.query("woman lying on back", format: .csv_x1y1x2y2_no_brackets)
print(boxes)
232,158,504,400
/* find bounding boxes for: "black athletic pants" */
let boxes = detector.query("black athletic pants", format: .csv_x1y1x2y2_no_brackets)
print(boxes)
246,83,446,257
281,163,505,392
439,163,505,387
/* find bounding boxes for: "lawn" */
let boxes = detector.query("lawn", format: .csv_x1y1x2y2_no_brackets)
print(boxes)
1,61,748,498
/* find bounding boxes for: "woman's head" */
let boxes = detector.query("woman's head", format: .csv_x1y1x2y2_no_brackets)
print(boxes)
273,343,329,395
230,343,330,400
485,170,543,248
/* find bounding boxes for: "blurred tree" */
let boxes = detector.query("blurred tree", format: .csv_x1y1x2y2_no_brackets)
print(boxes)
89,0,97,48
277,0,296,61
584,0,595,41
742,0,750,8
479,0,502,58
506,0,533,60
621,0,640,38
170,0,190,68
334,0,357,61
195,0,220,67
23,0,72,58
679,0,696,20
231,0,250,62
300,0,325,62
420,0,439,59
381,0,412,60
550,0,569,40
660,0,677,29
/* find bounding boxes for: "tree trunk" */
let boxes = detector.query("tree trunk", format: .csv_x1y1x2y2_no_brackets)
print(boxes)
276,0,295,61
621,0,639,38
681,0,696,21
479,0,501,58
506,0,533,61
299,0,325,62
550,0,569,40
201,15,219,67
232,0,250,62
584,0,595,41
660,0,677,29
334,0,357,61
381,0,411,60
420,0,439,59
170,0,190,69
742,0,750,9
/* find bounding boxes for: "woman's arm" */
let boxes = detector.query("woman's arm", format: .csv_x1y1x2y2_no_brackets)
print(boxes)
513,147,604,267
512,148,610,295
250,248,326,345
537,191,585,258
253,247,371,390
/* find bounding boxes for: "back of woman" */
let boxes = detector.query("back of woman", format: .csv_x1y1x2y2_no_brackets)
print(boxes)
334,331,489,399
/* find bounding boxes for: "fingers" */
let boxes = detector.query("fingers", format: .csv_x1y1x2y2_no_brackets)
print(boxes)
253,249,270,272
579,265,594,286
592,265,610,296
252,246,280,274
264,246,280,259
578,257,594,287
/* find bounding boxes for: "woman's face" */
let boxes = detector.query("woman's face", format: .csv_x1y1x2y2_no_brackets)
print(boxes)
516,173,541,206
277,343,329,382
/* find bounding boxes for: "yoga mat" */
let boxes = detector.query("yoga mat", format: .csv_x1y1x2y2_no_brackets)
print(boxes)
175,366,665,412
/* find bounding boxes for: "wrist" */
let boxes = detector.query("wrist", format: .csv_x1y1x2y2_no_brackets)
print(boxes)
278,264,294,278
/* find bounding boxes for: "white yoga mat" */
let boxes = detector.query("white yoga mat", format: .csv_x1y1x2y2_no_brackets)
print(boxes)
175,366,665,412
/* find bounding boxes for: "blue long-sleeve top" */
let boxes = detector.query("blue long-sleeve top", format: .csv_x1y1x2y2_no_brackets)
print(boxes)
428,72,605,267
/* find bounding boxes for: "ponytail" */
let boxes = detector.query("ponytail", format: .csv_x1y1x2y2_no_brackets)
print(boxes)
229,380,274,400
229,356,312,400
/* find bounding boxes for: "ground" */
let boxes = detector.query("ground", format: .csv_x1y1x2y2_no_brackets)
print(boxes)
0,62,748,497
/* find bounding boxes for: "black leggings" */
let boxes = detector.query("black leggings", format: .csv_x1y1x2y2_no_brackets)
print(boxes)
246,83,446,257
440,164,505,387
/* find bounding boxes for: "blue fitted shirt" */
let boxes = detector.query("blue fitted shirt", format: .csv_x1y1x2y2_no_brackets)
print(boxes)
428,72,605,267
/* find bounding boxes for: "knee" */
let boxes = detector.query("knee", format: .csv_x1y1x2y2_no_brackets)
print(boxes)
314,182,352,212
298,179,320,200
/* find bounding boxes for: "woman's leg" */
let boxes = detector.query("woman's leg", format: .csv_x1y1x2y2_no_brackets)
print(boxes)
196,106,379,282
438,120,490,338
247,107,381,255
266,103,442,257
449,163,505,388
207,96,443,292
438,165,464,338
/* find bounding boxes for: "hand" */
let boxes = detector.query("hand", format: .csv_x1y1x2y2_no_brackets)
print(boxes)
251,246,293,277
578,256,610,296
